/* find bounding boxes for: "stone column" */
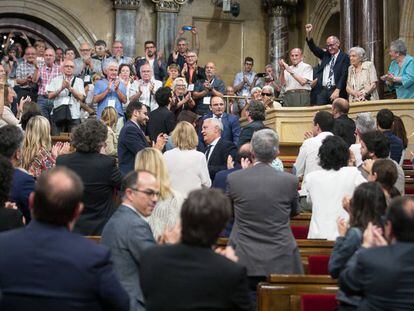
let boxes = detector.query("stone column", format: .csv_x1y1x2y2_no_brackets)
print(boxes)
340,0,355,52
264,0,297,75
113,0,141,58
357,0,384,96
152,0,187,61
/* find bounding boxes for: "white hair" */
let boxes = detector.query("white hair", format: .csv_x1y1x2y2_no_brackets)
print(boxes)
205,118,223,132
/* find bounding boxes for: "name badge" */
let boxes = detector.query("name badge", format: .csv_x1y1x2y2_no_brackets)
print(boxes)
187,84,194,92
108,99,116,108
84,75,91,83
203,96,211,105
61,97,70,106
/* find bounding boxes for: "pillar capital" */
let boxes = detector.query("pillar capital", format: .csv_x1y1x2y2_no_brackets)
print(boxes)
113,0,140,10
152,0,187,13
263,0,298,16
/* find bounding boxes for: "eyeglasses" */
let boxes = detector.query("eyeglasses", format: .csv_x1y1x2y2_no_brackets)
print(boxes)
130,188,160,198
80,49,91,52
261,93,272,96
326,44,337,48
245,62,253,66
64,65,75,68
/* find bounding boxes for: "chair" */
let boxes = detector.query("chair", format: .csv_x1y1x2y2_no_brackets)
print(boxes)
301,294,338,311
307,255,330,275
291,225,309,239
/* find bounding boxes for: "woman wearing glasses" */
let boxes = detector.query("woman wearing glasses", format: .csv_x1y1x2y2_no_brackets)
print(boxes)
170,77,195,118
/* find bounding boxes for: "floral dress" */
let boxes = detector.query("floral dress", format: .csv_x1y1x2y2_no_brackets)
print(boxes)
27,147,56,178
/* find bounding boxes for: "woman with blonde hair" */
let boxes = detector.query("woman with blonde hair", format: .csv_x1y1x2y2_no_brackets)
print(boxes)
22,116,69,177
100,106,118,156
135,147,184,240
163,121,211,197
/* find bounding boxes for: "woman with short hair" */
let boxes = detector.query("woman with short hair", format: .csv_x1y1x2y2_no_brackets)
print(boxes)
135,148,184,240
170,77,195,117
163,121,211,197
346,46,379,102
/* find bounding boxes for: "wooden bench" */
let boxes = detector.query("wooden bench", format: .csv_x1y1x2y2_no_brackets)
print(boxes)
257,275,338,311
51,133,70,144
291,213,311,227
85,236,101,243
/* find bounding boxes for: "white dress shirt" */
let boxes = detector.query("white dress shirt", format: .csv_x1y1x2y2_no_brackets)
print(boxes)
322,51,340,86
129,78,162,111
284,61,313,91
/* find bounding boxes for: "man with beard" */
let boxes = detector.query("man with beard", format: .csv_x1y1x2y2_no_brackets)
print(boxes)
135,41,167,81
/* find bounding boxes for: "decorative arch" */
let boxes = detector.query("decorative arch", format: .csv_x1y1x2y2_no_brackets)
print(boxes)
0,0,97,50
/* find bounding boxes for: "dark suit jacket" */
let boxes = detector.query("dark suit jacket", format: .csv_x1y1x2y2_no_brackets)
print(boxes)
140,243,251,311
56,152,121,235
212,167,240,191
383,131,404,164
306,38,350,99
207,138,237,181
339,242,414,310
0,220,129,311
333,114,356,147
10,168,35,222
238,120,266,147
227,163,303,276
147,106,176,142
118,120,149,176
135,57,167,81
200,112,241,147
0,208,24,233
184,65,206,84
102,205,155,311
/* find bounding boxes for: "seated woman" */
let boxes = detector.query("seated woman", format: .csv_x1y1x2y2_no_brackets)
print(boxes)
0,155,24,232
135,148,184,241
346,46,379,102
100,106,118,157
329,182,387,310
302,135,366,240
391,115,408,165
367,158,400,200
22,116,69,178
163,121,211,197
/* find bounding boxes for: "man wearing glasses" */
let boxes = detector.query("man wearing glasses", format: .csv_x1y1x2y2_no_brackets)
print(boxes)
305,24,350,105
74,42,102,82
233,57,257,108
135,41,167,81
102,170,178,311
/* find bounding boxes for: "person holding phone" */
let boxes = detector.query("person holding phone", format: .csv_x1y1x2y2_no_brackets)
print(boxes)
168,25,200,69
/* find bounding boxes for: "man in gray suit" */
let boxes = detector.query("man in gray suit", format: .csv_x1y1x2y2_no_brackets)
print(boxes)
101,170,160,311
227,129,303,302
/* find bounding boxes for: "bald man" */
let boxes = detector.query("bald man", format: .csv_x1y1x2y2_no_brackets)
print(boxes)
193,61,225,115
305,24,350,105
332,98,356,146
279,48,313,107
74,42,102,82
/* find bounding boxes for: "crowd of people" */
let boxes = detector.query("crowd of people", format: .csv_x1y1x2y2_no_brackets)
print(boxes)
0,23,414,311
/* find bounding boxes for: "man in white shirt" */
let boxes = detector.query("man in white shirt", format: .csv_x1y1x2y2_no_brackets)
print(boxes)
279,48,313,107
130,63,162,111
47,59,85,134
293,110,335,178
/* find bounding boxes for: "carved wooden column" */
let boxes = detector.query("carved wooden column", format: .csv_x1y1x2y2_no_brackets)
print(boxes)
340,0,356,52
113,0,141,57
152,0,187,60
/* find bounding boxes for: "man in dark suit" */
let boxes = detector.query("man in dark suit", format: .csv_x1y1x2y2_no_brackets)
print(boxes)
140,188,251,311
135,41,167,81
147,87,176,143
56,119,122,235
102,171,178,311
238,100,266,147
305,23,350,104
339,196,414,310
201,117,237,182
376,108,404,163
118,101,167,175
0,125,34,222
0,167,129,311
332,98,356,147
200,96,241,147
227,129,303,304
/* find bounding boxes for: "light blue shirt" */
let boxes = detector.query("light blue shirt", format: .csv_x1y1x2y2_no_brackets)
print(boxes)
94,78,126,118
388,54,414,99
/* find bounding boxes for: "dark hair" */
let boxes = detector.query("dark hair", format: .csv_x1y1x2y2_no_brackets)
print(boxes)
144,41,156,47
236,143,253,164
55,47,64,53
155,87,172,107
318,135,349,170
181,188,231,247
65,48,75,55
33,167,84,226
391,116,408,149
248,100,265,121
386,196,414,242
349,182,387,230
71,119,107,153
0,125,24,159
121,170,138,197
314,111,334,132
360,131,390,159
118,63,133,76
20,102,42,130
371,159,399,196
177,110,199,124
376,109,394,130
126,101,145,120
0,155,14,207
244,57,254,64
94,40,107,47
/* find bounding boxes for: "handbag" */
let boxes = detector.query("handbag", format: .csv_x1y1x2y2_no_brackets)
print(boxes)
52,77,76,125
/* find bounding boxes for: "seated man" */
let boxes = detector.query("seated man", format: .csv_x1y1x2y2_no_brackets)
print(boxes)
339,196,414,310
332,98,356,147
376,108,404,163
0,167,129,311
140,188,251,311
